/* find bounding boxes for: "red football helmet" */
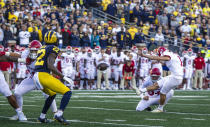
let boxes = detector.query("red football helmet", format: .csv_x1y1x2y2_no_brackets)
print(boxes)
66,46,72,54
94,46,101,53
0,45,4,52
5,47,11,52
157,46,167,56
187,48,193,56
87,48,93,57
142,47,148,55
131,46,138,53
74,48,80,55
28,40,42,50
28,40,42,59
150,68,161,82
182,50,187,56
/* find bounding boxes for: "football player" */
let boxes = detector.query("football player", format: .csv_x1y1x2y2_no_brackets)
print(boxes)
0,49,27,121
137,47,150,87
136,68,174,111
111,48,124,90
139,46,183,112
33,31,73,125
78,47,87,89
16,47,27,84
183,48,196,90
85,49,96,89
9,40,58,122
60,46,75,89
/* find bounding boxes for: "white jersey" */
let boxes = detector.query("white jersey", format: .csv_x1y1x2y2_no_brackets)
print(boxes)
61,53,74,69
112,53,124,69
79,52,87,68
140,56,149,68
130,52,138,68
184,55,196,68
163,51,183,78
141,76,162,98
21,50,36,76
85,54,96,69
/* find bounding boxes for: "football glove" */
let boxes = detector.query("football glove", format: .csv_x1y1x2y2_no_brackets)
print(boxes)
63,76,74,85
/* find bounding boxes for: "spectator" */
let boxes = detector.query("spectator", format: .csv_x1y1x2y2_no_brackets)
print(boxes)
128,25,138,44
193,52,206,90
18,25,31,47
155,30,164,46
106,0,117,17
134,29,144,45
61,25,71,48
91,30,100,48
70,29,80,47
80,32,91,47
180,20,191,36
3,24,13,47
116,27,126,48
158,12,168,27
30,27,39,41
0,26,4,45
148,38,158,51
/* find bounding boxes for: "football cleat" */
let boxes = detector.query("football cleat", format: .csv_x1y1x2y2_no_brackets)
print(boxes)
10,115,18,120
145,107,152,111
54,115,70,125
151,108,164,113
37,117,50,123
18,112,27,121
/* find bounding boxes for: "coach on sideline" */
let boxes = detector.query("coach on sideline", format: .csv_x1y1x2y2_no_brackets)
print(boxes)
193,52,205,90
120,57,140,96
96,48,111,90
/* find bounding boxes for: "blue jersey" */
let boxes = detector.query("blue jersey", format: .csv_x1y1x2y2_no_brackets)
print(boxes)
35,45,59,73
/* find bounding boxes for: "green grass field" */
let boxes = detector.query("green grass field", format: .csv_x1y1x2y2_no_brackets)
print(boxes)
0,90,210,127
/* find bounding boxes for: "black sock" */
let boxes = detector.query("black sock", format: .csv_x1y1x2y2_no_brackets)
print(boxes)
60,91,72,111
42,94,56,114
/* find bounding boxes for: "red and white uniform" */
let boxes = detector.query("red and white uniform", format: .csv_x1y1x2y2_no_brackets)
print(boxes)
184,55,196,79
85,54,96,79
16,62,27,79
139,56,150,77
79,52,87,79
60,53,75,80
111,53,124,82
157,51,183,94
0,69,12,97
136,76,174,111
14,49,57,112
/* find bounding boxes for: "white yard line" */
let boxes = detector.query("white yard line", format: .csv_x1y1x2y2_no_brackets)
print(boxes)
0,115,163,127
1,103,210,116
145,118,166,121
182,118,206,121
104,119,127,122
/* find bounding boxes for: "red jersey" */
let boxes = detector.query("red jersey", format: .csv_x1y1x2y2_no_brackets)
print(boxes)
194,57,205,70
0,62,13,71
122,61,135,76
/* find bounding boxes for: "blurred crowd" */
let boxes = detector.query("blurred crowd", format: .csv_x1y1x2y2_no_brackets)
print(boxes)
0,0,209,90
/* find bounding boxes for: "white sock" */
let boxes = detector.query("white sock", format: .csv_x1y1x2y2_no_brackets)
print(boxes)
80,80,84,88
158,105,164,110
15,108,21,114
187,79,191,89
55,110,63,117
40,113,46,119
15,95,23,111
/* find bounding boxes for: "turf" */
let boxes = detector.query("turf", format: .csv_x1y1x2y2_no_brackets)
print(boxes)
0,90,210,127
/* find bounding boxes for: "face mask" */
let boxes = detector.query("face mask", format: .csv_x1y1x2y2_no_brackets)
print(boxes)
29,53,37,59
